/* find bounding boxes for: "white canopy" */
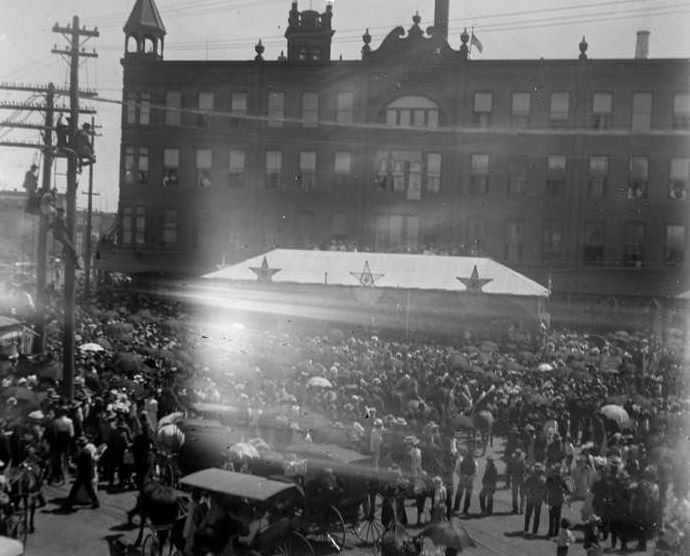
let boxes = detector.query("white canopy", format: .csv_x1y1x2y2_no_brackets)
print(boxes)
203,250,548,298
677,290,690,300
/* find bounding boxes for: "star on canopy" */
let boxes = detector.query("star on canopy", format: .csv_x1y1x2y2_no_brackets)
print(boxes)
351,261,384,287
250,256,281,283
456,265,492,293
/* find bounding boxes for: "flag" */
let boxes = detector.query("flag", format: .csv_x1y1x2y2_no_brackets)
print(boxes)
471,32,483,53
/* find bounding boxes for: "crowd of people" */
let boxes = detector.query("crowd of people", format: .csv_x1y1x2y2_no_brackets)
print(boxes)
0,287,687,554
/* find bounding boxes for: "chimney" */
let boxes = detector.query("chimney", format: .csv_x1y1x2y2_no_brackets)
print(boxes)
635,30,649,59
434,0,449,40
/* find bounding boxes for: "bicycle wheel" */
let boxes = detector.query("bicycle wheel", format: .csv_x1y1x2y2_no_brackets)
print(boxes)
142,533,160,556
356,515,384,546
276,530,315,556
313,505,346,552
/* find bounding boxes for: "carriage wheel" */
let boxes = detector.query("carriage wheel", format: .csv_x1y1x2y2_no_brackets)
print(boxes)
276,531,315,556
142,533,160,556
355,515,384,546
312,505,346,552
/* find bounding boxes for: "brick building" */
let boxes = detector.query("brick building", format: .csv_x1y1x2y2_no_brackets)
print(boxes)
108,0,690,299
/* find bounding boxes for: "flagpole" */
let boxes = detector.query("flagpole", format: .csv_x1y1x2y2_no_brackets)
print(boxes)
469,26,473,56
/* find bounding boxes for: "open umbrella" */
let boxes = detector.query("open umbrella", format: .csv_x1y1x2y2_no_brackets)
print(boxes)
79,342,104,353
599,404,632,428
306,376,333,388
228,442,260,460
479,341,498,353
37,362,62,381
0,536,24,556
0,386,40,404
113,352,142,374
418,521,476,551
537,363,554,372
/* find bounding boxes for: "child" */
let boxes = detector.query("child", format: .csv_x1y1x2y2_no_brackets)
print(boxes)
556,518,574,556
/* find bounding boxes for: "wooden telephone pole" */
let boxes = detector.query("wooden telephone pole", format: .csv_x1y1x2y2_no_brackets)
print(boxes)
52,16,98,401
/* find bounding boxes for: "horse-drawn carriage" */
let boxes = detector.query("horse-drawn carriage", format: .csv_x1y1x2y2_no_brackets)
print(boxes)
178,468,313,556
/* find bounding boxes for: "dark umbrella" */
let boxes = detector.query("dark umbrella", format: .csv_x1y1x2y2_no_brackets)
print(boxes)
587,334,606,349
418,521,476,551
37,362,62,381
113,352,142,374
0,386,41,404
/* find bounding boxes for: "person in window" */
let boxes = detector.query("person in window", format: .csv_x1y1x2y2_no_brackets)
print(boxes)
669,181,686,199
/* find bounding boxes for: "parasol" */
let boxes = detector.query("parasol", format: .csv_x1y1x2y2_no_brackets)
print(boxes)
599,404,632,428
0,386,40,404
418,521,476,551
37,362,62,381
537,363,554,372
227,442,260,460
479,341,498,353
113,352,142,374
78,342,104,353
306,376,333,388
0,536,24,556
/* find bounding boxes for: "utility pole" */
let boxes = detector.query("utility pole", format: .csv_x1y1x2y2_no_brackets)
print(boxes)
83,117,100,296
34,83,54,353
52,16,98,401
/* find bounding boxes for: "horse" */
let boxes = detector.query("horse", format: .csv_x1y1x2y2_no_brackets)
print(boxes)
452,410,494,456
6,461,43,534
130,476,187,553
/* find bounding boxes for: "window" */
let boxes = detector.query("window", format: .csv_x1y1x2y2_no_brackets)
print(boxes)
623,222,645,267
331,213,348,239
546,155,567,197
196,149,213,187
299,151,317,191
474,92,493,127
197,91,214,127
124,146,135,184
336,92,354,124
592,92,612,129
139,92,151,125
542,220,563,258
508,156,528,197
229,149,245,174
673,93,690,129
125,93,136,124
588,156,608,198
334,152,351,175
669,157,689,199
504,219,525,261
426,153,441,194
628,157,648,199
228,149,245,187
265,150,282,188
121,207,133,245
137,147,149,184
550,92,569,120
632,92,652,131
374,151,424,199
511,93,530,127
467,217,487,255
583,221,605,265
161,210,177,246
299,46,308,61
470,154,489,196
665,225,685,265
165,91,181,126
135,206,146,245
385,96,440,128
231,92,247,116
267,91,285,127
162,148,179,186
302,93,318,127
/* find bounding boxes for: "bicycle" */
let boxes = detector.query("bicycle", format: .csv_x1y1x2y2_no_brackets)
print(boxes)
141,521,183,556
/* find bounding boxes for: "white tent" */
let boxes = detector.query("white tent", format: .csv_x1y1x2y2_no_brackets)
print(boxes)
203,249,548,298
677,290,690,300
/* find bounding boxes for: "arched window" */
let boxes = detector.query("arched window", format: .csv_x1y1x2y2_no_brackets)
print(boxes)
312,48,321,61
299,46,308,61
144,37,156,54
126,35,138,54
385,96,440,128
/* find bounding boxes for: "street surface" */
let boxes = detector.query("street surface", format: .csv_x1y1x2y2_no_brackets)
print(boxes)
24,439,656,556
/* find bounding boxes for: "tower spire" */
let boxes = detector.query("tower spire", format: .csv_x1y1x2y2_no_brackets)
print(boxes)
123,0,167,59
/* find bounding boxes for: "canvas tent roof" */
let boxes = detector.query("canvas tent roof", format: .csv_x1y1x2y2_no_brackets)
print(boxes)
677,290,690,300
203,250,548,298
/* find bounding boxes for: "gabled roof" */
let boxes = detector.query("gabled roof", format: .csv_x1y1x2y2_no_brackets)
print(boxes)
203,249,549,298
124,0,166,35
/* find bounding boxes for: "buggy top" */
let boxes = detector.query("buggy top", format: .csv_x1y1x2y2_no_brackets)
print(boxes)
179,468,302,503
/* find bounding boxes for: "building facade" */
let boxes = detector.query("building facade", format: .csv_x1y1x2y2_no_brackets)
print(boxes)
109,0,690,298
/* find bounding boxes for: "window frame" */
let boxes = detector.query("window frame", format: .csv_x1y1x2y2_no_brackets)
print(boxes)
267,91,286,127
511,92,531,127
164,91,181,126
336,91,355,124
631,92,653,131
301,92,319,127
550,92,570,121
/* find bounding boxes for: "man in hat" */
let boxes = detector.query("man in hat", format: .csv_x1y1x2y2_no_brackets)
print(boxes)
479,456,498,516
63,436,99,509
453,451,477,515
370,418,384,470
508,448,527,514
546,464,571,537
523,463,547,537
22,163,39,213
